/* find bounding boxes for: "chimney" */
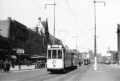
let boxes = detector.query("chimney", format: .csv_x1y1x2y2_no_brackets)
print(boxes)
38,17,41,28
35,27,39,34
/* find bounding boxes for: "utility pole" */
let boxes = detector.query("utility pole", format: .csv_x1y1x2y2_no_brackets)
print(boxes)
117,24,120,65
93,0,105,71
45,0,56,45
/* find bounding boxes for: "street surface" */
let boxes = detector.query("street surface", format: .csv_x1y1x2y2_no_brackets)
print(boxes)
2,64,120,81
0,64,92,81
81,64,120,81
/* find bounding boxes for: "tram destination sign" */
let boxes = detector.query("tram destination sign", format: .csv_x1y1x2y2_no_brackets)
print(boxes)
47,45,63,48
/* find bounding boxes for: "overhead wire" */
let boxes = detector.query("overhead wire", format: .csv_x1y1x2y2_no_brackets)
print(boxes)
30,0,67,40
30,0,53,23
65,0,87,48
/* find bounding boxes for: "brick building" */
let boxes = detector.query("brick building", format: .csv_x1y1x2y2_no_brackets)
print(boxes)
0,17,63,64
0,36,10,60
0,17,11,60
0,17,30,64
0,17,45,64
28,27,46,57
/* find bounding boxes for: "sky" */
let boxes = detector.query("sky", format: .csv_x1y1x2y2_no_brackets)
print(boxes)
0,0,120,56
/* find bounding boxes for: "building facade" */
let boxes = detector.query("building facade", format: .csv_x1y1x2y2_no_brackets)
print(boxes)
28,27,46,57
0,17,63,64
0,17,46,64
0,17,11,60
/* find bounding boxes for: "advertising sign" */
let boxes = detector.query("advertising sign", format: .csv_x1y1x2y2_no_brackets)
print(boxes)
17,49,24,53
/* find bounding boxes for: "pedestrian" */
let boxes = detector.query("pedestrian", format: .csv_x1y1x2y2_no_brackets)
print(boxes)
28,61,30,66
79,62,81,66
27,61,30,66
11,60,15,68
27,61,28,66
7,60,11,72
4,60,7,72
4,59,11,73
118,61,119,66
1,60,5,72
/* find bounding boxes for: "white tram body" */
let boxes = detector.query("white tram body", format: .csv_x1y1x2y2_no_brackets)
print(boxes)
47,45,79,72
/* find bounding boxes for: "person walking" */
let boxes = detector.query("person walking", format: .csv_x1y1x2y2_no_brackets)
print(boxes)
3,60,7,72
1,60,5,72
4,59,11,73
6,60,11,73
11,60,15,68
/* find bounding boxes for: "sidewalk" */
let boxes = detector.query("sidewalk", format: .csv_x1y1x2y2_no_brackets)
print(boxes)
80,64,120,81
10,65,35,71
0,65,36,73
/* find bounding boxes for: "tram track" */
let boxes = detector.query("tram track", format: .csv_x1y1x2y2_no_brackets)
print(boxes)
75,64,92,81
40,64,92,81
19,72,60,81
38,74,61,81
58,64,92,81
0,64,92,81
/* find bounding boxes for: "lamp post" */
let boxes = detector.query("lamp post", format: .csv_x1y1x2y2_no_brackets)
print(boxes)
93,0,105,71
45,0,56,45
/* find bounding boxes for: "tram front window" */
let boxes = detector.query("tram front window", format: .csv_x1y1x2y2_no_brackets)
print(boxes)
58,50,62,59
48,50,51,59
52,50,57,59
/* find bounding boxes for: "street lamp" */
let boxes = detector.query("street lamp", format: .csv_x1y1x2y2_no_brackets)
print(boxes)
45,0,56,45
93,0,105,71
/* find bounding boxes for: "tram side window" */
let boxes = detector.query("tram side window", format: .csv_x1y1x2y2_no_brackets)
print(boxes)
48,50,51,59
52,50,57,59
58,50,62,59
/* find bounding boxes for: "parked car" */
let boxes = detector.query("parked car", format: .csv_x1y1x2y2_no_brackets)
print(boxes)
35,61,46,69
35,61,42,69
104,61,111,65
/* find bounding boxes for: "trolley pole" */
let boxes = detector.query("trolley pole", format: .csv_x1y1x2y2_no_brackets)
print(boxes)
93,0,105,71
45,0,56,45
58,30,70,46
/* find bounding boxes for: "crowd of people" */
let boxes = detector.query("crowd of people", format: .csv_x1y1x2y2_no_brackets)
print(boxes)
0,59,11,73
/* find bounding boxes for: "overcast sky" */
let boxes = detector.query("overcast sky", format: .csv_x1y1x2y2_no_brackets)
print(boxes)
0,0,120,56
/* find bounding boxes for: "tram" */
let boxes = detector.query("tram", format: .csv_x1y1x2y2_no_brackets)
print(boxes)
46,45,79,73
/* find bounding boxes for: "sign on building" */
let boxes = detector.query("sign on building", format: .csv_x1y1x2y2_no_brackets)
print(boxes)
17,49,24,53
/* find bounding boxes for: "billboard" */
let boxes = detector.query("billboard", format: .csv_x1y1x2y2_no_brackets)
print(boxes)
0,20,10,38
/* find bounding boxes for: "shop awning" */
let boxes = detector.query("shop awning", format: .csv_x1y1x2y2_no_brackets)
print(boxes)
10,55,17,59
